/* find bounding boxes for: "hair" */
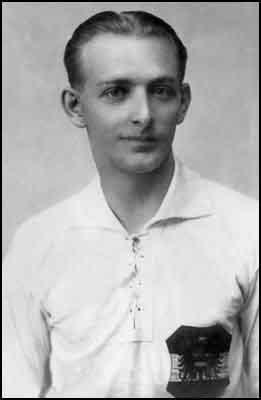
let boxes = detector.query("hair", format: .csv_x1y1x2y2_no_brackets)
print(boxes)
64,11,188,90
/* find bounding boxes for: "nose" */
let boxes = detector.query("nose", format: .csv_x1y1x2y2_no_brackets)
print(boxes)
130,88,152,128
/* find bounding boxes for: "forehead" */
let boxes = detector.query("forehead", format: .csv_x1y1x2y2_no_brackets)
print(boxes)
79,34,180,85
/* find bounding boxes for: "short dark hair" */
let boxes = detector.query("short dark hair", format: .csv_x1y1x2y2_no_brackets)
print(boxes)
64,10,188,90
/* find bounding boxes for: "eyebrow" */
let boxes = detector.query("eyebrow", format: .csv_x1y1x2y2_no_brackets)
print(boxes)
96,76,179,87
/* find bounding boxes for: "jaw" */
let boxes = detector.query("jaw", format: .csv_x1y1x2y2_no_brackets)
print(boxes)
107,144,174,175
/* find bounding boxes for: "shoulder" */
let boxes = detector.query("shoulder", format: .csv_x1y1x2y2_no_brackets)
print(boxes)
199,175,259,271
202,177,258,232
14,193,82,245
177,160,258,236
12,174,101,244
4,178,98,264
3,184,96,287
189,172,259,288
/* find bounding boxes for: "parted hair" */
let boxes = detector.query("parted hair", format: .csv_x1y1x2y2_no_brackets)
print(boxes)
64,10,188,89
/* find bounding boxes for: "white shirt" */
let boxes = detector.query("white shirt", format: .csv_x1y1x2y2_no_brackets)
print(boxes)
2,158,259,398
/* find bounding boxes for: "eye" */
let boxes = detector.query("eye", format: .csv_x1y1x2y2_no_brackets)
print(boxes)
151,86,176,99
103,86,129,101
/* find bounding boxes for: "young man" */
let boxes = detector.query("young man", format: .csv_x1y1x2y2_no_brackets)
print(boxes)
3,11,259,398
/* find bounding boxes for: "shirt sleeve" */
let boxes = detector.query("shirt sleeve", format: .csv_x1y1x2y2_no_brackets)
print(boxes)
2,223,51,398
239,240,259,398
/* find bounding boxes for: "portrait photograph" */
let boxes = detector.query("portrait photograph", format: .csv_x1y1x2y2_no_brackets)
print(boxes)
2,2,259,398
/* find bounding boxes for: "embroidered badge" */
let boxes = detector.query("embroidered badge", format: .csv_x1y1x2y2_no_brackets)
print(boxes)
166,324,232,398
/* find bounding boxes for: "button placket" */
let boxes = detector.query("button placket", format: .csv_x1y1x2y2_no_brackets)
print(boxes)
128,236,144,331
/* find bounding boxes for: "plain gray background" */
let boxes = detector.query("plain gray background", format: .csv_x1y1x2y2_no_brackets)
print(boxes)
2,2,259,256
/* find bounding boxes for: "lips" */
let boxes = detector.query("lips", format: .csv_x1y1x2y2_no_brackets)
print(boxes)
121,136,157,142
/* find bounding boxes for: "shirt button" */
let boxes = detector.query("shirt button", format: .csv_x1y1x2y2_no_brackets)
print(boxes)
132,237,140,253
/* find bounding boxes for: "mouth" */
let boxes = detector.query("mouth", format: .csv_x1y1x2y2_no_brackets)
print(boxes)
120,136,158,152
121,136,157,142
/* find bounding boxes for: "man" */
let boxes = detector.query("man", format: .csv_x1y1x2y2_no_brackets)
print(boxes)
3,11,259,398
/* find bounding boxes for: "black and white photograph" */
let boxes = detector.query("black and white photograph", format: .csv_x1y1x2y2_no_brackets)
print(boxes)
2,2,259,398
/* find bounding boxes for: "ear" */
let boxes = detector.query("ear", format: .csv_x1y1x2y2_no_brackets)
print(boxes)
176,83,192,125
61,87,86,128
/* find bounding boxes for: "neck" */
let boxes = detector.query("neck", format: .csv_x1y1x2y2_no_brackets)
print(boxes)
99,153,175,234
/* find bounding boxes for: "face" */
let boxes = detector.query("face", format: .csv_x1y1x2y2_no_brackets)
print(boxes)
69,34,191,174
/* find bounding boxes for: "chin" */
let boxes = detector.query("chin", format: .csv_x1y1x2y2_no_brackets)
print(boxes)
116,154,169,174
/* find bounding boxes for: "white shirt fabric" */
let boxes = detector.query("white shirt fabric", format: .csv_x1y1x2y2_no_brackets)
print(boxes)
2,158,259,398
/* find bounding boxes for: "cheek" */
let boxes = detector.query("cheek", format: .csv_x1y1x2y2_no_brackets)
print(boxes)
85,103,122,132
154,108,180,134
154,102,180,122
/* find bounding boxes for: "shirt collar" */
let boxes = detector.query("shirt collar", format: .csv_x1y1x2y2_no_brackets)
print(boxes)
149,156,214,226
76,156,214,232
